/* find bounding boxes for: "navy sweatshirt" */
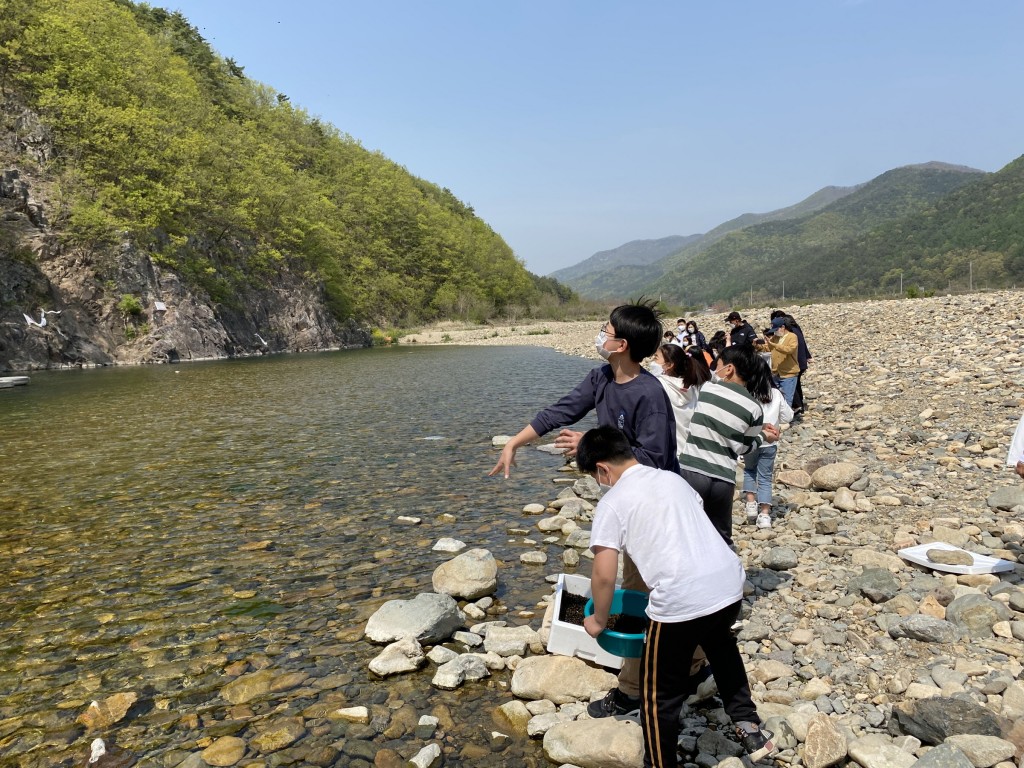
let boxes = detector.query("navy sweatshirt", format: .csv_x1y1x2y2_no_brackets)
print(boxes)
529,365,680,473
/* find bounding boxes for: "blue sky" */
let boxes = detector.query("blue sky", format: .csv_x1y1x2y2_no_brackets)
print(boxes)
167,1,1024,276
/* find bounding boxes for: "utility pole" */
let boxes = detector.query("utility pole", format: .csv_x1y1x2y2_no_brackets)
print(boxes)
750,286,753,306
969,261,973,292
782,281,785,301
899,271,903,295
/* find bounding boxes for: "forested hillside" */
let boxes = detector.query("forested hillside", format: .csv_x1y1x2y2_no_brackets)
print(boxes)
0,0,570,331
648,163,1001,306
549,235,701,285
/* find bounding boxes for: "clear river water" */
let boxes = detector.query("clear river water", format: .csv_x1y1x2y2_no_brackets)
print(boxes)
0,345,600,767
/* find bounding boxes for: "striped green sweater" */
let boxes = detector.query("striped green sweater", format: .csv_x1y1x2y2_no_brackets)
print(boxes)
679,380,765,483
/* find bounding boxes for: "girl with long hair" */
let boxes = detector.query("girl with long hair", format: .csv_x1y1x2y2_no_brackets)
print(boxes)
679,345,779,546
649,343,712,455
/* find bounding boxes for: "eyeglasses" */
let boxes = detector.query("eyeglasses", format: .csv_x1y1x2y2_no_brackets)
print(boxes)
600,323,620,339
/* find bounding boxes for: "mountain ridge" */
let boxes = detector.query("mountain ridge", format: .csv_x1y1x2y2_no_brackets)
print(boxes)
557,161,991,302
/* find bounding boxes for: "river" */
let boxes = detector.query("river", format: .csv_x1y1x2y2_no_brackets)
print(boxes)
0,345,600,767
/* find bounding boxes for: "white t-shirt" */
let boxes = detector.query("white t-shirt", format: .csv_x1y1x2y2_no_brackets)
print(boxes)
590,464,745,623
1008,414,1024,467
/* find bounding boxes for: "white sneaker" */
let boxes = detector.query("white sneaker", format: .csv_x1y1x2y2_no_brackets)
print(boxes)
756,512,772,529
744,501,758,522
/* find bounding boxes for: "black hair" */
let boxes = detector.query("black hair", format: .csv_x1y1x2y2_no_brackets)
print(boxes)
576,426,634,474
657,343,688,377
708,330,728,354
686,320,699,332
770,309,786,320
717,345,773,403
609,298,663,362
681,346,712,388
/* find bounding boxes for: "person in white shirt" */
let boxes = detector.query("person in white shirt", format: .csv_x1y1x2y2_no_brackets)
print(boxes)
742,367,794,529
1008,414,1024,479
579,426,776,767
648,343,711,454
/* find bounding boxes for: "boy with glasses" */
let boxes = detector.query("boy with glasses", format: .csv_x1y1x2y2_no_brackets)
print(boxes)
490,299,679,718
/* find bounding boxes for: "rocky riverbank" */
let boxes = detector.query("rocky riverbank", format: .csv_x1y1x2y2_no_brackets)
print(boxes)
0,165,371,373
386,291,1024,766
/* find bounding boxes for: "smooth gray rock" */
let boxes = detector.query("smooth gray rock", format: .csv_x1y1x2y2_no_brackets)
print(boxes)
847,734,916,768
542,719,644,768
431,548,498,599
483,624,540,657
891,698,1006,745
848,568,900,603
943,735,1016,767
511,656,617,704
944,594,1011,638
811,462,864,491
888,615,961,644
368,636,425,677
911,743,974,768
763,547,799,570
986,486,1024,511
364,592,465,644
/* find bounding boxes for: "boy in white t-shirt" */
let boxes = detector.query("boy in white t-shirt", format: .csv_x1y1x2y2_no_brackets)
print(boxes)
578,426,776,767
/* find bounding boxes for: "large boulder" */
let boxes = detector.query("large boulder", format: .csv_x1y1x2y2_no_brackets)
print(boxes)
810,462,864,491
431,548,498,600
510,656,617,704
944,594,1012,639
986,486,1024,511
891,697,1007,745
364,593,464,644
542,718,643,768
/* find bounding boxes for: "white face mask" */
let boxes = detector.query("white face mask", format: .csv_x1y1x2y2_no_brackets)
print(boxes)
595,331,613,360
596,467,612,494
648,362,664,376
687,327,696,334
677,325,685,332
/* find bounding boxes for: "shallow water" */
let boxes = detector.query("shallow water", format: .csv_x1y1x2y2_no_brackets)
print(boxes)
0,346,599,767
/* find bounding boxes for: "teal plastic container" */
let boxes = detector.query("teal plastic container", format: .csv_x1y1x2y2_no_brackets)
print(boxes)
583,589,649,658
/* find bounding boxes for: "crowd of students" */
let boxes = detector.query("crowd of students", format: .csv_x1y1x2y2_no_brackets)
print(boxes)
491,300,817,767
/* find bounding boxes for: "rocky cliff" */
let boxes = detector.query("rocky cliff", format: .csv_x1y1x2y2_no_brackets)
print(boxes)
0,125,371,373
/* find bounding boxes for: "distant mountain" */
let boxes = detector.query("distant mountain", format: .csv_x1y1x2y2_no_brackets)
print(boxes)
549,235,701,284
778,156,1024,299
557,183,861,299
647,162,993,306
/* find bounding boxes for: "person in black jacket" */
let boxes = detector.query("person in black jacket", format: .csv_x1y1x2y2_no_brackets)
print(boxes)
726,311,758,347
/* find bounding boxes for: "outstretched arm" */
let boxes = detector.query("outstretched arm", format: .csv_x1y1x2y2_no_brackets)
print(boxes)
488,425,541,478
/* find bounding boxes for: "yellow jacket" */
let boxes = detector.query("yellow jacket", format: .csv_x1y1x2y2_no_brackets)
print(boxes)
766,331,800,378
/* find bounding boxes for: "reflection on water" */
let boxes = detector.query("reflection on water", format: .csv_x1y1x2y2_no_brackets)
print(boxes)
0,346,599,766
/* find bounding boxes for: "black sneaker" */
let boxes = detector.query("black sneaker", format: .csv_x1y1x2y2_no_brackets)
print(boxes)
734,721,776,762
682,663,717,704
587,688,640,720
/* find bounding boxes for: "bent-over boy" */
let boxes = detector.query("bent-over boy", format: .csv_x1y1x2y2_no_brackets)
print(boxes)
578,426,776,767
